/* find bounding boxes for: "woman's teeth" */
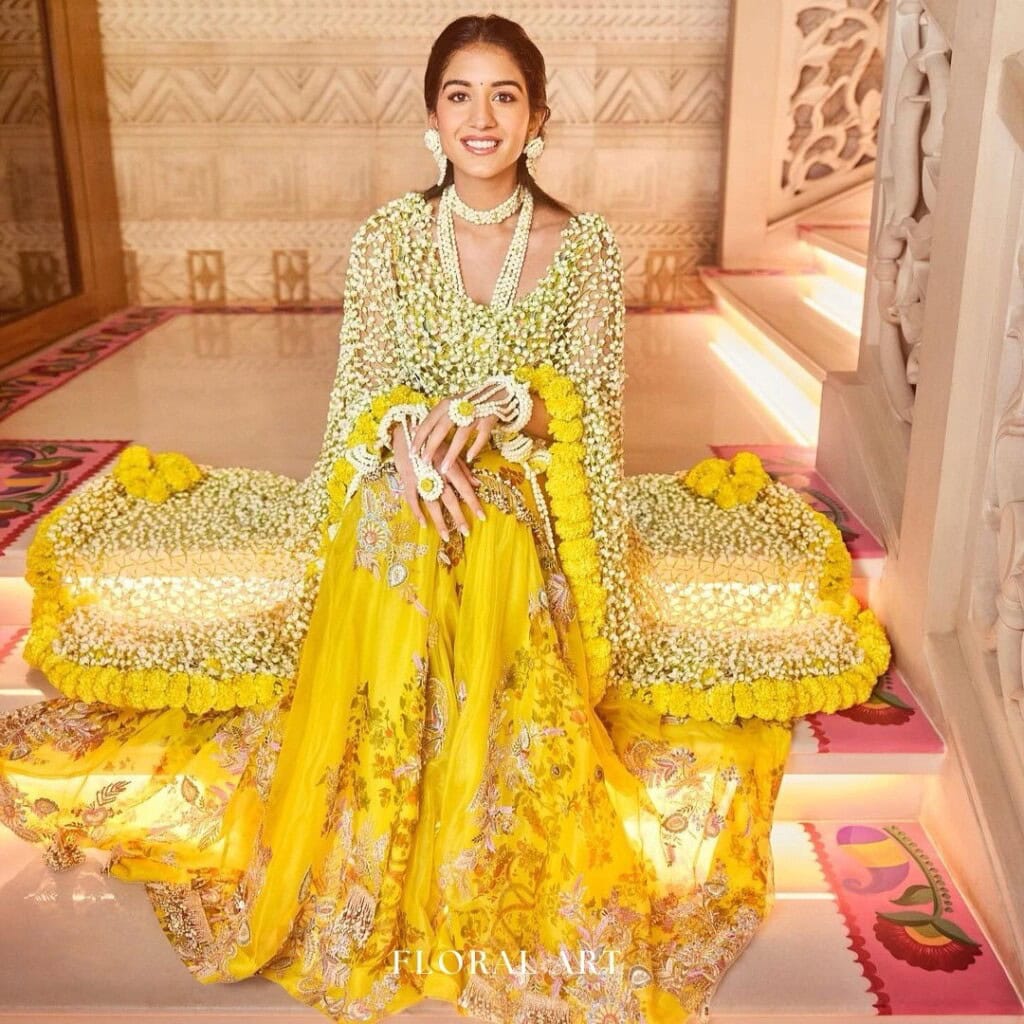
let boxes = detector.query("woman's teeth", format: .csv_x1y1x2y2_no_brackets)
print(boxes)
463,139,499,153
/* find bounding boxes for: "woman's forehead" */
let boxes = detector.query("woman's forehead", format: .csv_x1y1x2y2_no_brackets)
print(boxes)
443,44,522,80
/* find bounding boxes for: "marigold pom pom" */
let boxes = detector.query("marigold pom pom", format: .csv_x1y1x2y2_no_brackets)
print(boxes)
113,445,204,503
681,451,770,508
116,444,153,471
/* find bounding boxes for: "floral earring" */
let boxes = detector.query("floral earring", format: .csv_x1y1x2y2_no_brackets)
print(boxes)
524,135,545,178
423,127,447,187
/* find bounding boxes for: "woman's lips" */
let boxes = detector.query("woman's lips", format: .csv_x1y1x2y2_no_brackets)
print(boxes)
461,138,500,155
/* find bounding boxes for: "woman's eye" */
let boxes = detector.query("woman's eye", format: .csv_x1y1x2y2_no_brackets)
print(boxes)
446,91,516,103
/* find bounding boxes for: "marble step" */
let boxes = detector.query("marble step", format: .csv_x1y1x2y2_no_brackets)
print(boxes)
798,221,871,269
699,267,862,385
0,822,1017,1021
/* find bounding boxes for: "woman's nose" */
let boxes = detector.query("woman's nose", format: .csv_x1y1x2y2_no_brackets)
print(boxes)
469,98,496,127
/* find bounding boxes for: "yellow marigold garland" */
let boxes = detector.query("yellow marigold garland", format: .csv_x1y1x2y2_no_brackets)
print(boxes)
513,362,612,703
325,383,433,517
622,597,891,724
112,444,204,503
22,503,285,714
679,451,772,509
810,506,854,603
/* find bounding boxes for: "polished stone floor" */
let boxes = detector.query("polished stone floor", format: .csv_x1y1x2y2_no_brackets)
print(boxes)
0,309,796,480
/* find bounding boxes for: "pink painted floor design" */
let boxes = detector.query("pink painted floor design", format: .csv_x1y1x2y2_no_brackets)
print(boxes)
0,306,357,424
805,821,1023,1016
711,442,884,563
0,308,182,423
805,667,944,755
0,441,129,554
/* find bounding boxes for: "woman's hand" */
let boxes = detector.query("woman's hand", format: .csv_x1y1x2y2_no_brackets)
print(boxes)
390,421,486,541
411,394,500,476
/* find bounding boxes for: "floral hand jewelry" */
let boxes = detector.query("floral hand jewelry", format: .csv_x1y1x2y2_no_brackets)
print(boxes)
330,384,444,511
378,404,446,501
449,373,534,435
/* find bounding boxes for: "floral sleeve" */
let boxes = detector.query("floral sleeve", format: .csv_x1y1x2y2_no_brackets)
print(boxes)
301,210,430,525
548,214,633,706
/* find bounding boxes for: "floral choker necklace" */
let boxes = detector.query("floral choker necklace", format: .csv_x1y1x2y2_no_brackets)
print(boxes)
447,183,524,224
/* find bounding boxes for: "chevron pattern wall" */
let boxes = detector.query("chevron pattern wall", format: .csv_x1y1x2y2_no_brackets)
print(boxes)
94,0,730,307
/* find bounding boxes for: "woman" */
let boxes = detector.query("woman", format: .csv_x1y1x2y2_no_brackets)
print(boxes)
0,14,890,1024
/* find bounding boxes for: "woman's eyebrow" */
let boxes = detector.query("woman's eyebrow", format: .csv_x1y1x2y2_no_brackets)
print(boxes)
441,79,523,91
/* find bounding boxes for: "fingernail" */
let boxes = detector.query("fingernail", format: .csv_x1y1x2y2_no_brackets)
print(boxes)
476,509,486,521
459,524,470,537
442,530,449,542
440,460,450,473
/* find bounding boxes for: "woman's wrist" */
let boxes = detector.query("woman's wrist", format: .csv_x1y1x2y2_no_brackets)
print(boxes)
521,390,552,443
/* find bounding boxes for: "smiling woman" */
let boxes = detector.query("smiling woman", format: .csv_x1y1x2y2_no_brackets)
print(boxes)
0,11,889,1024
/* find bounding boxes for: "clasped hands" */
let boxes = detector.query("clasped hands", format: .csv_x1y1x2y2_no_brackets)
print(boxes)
390,391,497,542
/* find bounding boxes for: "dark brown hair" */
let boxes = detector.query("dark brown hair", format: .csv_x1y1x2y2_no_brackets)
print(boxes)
421,14,574,216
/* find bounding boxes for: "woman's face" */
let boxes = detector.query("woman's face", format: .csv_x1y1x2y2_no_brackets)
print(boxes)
428,43,542,185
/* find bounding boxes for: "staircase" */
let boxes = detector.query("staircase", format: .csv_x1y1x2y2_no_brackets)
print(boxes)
1,246,1022,1020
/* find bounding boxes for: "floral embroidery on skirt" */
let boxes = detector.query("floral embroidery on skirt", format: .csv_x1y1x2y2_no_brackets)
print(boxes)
0,447,792,1023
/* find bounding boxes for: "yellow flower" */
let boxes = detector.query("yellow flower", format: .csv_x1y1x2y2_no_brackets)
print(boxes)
549,417,583,442
509,363,611,702
144,477,172,503
116,444,153,470
549,375,576,396
681,451,769,508
546,394,584,420
113,445,204,503
715,480,738,509
155,454,201,490
370,394,394,417
730,451,763,474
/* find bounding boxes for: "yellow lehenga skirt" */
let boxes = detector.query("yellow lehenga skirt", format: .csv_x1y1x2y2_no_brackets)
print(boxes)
0,447,792,1024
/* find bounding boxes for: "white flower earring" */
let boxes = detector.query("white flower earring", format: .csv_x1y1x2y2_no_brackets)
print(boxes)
423,127,448,187
524,135,545,178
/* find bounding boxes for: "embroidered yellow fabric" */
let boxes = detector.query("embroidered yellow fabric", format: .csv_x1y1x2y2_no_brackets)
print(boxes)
1,448,794,1022
21,190,890,720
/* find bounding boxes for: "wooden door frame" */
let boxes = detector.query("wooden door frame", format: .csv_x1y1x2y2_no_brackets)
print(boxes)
0,0,126,367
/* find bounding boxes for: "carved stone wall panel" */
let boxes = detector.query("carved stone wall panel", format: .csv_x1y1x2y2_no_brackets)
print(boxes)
219,149,304,220
96,1,731,44
107,65,379,126
186,249,226,305
0,0,43,44
772,0,887,217
95,3,730,306
113,147,220,220
133,250,196,304
272,249,311,304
